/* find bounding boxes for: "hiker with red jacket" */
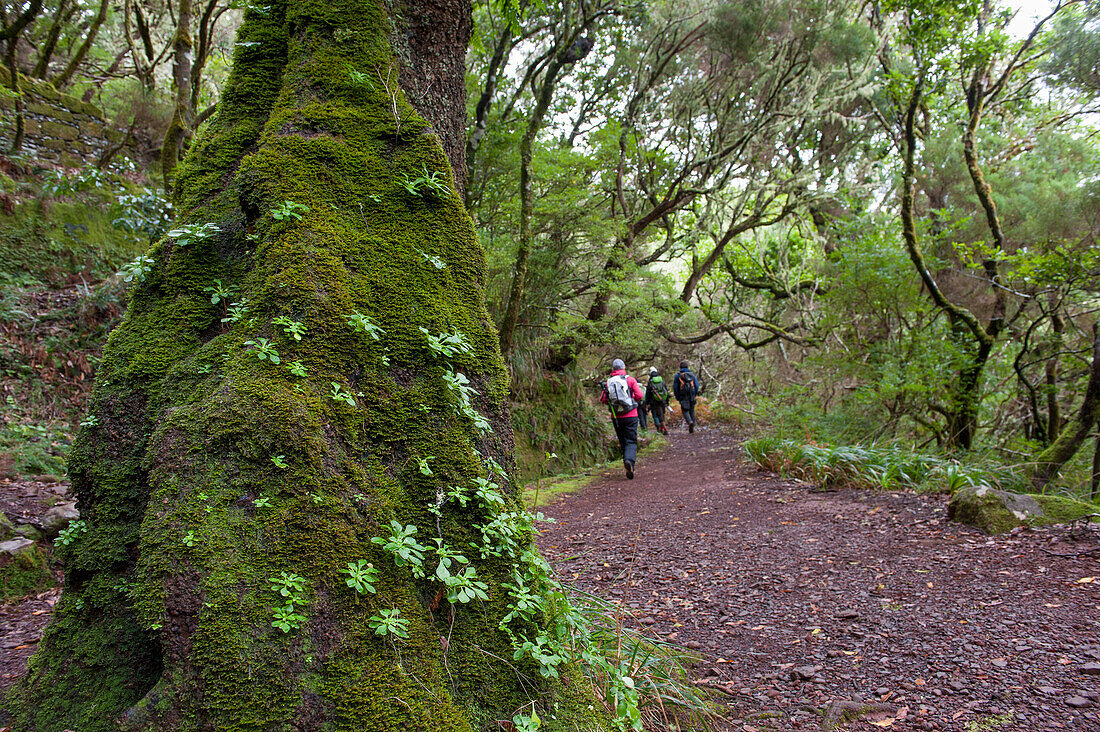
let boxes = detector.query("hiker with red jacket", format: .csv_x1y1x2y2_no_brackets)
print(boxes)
599,358,645,479
673,360,700,433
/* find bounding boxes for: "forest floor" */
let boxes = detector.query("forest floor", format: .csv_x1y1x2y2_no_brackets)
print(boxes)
537,426,1100,731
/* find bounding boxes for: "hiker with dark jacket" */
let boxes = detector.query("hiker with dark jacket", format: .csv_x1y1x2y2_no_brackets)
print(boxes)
645,367,670,435
673,361,700,433
599,358,645,479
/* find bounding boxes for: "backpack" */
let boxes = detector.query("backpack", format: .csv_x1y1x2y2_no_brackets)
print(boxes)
606,374,636,414
650,376,669,404
675,371,695,401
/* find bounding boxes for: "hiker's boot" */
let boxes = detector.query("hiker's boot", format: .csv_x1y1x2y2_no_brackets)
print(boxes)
625,462,634,480
688,422,694,433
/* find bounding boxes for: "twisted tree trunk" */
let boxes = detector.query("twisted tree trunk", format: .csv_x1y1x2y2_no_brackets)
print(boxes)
8,1,608,729
1032,324,1100,491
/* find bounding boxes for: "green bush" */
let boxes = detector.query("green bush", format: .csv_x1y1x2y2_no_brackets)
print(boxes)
742,437,1024,494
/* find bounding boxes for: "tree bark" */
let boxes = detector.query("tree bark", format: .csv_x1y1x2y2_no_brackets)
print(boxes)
0,0,43,152
10,1,607,729
161,0,194,191
32,0,73,78
899,77,995,451
499,3,591,355
4,40,23,152
52,0,109,89
1091,430,1100,501
1032,325,1100,490
1046,308,1064,440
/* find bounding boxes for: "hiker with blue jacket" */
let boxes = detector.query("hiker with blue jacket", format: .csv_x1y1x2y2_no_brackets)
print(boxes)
599,358,645,479
673,360,700,433
645,367,671,435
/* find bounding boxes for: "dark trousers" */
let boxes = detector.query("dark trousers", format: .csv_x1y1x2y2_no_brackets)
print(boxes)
679,399,696,426
649,402,666,432
638,403,648,431
612,416,638,467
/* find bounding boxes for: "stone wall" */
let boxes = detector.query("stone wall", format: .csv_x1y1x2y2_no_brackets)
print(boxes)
0,69,122,166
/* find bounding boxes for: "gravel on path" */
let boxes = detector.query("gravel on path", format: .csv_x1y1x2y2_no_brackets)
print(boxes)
537,428,1100,731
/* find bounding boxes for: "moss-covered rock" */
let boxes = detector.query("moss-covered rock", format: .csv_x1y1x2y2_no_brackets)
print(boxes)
948,485,1099,534
0,538,54,601
5,1,612,730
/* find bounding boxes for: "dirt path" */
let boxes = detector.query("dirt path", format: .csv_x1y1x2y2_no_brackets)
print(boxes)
537,428,1100,731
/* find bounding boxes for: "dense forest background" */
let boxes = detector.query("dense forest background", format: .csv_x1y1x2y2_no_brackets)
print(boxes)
1,0,1099,501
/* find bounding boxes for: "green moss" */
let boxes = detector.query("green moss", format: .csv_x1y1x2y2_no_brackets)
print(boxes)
949,485,1099,534
0,541,53,600
1032,493,1100,525
8,0,613,729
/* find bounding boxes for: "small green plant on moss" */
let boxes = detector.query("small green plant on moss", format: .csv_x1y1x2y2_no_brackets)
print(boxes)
444,566,490,604
167,222,220,247
367,607,409,638
414,246,446,270
271,200,309,221
285,360,307,377
472,477,506,510
272,572,308,598
203,279,237,306
421,327,471,359
398,165,450,199
272,316,306,341
271,454,288,469
339,559,378,595
310,492,324,505
512,710,540,732
431,539,468,580
118,254,155,283
514,634,565,679
79,414,99,428
443,370,491,432
222,299,250,323
252,495,272,509
330,382,356,407
269,572,308,633
417,456,434,476
245,338,281,364
445,483,471,508
348,68,373,86
182,531,196,547
54,520,87,548
347,310,384,340
372,521,427,577
272,603,308,633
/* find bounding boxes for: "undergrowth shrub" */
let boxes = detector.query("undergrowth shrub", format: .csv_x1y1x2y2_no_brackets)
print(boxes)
569,588,717,731
743,437,1026,494
510,363,616,481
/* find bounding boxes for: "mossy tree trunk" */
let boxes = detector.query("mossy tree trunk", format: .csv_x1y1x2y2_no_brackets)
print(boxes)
0,0,43,153
51,0,110,89
160,0,194,191
8,1,610,729
1032,324,1100,491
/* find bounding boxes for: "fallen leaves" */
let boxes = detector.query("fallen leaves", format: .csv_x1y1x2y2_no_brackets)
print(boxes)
869,706,909,727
